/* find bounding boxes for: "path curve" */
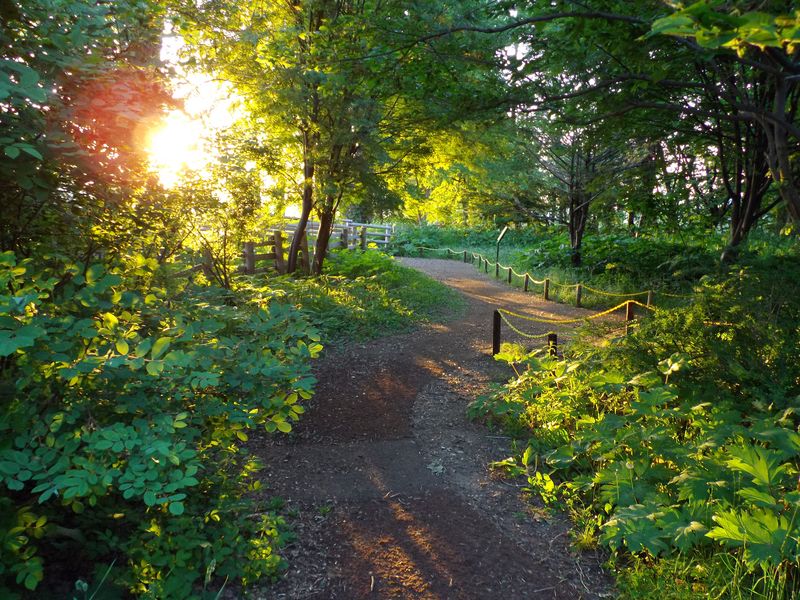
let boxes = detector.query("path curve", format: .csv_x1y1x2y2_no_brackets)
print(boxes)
252,258,613,599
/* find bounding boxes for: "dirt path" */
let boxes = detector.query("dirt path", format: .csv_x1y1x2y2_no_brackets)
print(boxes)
251,258,614,599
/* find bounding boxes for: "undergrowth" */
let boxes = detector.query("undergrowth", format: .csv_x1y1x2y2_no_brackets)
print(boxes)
249,249,464,343
469,251,800,599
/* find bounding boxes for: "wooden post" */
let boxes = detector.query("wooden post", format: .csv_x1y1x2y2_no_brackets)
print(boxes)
485,260,488,274
360,226,367,250
495,262,499,278
273,231,286,274
340,227,349,250
547,333,557,357
507,266,512,284
524,273,529,292
625,300,635,335
544,278,550,301
647,290,654,307
492,310,501,356
576,284,583,308
243,241,255,275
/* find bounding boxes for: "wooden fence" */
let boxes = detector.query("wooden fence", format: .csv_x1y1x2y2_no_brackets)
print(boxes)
242,220,393,275
270,220,393,251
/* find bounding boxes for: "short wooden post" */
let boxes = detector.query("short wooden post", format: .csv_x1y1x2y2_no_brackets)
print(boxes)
485,260,488,274
544,278,550,301
360,226,367,250
575,284,583,308
507,266,512,284
492,310,501,355
647,290,654,307
273,231,286,274
340,227,349,249
547,333,557,357
495,262,500,278
243,241,255,275
524,273,529,292
625,300,635,335
463,250,468,263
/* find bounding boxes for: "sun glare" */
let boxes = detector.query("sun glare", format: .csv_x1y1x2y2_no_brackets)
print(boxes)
146,111,206,187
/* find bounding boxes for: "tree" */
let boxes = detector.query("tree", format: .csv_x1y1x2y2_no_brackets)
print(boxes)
172,0,508,273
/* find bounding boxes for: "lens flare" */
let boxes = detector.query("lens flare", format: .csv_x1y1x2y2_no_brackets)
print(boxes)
146,111,205,187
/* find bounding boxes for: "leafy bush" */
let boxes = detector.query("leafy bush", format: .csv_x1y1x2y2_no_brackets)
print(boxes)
0,252,320,596
471,255,800,598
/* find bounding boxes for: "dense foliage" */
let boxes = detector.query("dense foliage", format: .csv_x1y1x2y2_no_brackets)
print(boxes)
0,251,320,595
471,249,800,598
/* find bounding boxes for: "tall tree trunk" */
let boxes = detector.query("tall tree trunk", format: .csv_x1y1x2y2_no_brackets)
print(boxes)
569,191,588,266
763,76,800,224
288,133,315,274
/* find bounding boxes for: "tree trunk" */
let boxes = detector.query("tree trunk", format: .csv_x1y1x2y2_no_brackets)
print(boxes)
288,134,315,274
312,204,335,275
569,191,588,267
762,76,800,225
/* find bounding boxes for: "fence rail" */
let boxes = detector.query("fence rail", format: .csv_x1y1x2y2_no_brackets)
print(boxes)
266,220,393,252
243,220,393,275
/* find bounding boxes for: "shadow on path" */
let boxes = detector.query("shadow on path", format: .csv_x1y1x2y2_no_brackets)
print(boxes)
254,258,613,599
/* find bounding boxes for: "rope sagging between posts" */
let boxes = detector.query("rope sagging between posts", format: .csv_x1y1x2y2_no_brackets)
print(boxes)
413,245,690,305
497,310,556,339
498,299,654,326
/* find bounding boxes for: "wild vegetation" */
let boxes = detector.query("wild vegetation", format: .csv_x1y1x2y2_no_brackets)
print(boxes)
2,0,799,597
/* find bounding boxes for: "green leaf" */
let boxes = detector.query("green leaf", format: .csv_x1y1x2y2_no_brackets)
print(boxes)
146,360,164,376
169,501,185,516
151,337,171,359
726,445,788,488
115,339,129,355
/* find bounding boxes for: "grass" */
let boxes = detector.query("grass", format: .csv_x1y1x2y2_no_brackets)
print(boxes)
244,249,465,344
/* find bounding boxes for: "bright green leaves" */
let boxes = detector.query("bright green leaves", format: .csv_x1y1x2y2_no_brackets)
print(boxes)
650,2,800,54
0,252,319,593
708,507,800,569
726,445,790,489
150,336,171,360
472,283,800,583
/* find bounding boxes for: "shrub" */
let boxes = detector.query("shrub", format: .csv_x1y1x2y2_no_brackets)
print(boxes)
0,252,320,596
471,255,800,598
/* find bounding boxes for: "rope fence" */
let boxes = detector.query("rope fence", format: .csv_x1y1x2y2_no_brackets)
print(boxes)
412,245,693,308
409,245,694,356
493,300,655,355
